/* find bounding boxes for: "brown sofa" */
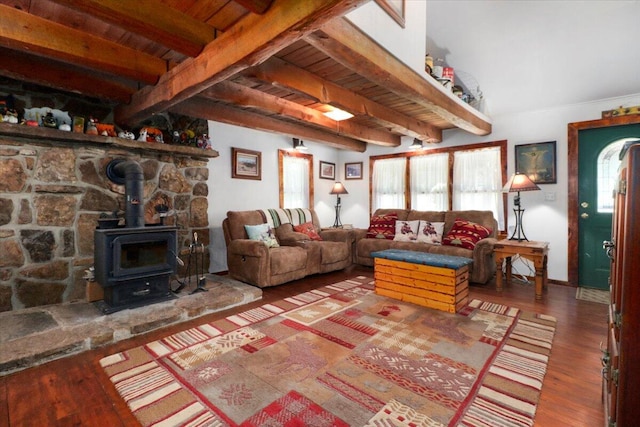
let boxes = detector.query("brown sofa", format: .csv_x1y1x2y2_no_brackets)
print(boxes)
222,209,353,288
353,209,499,284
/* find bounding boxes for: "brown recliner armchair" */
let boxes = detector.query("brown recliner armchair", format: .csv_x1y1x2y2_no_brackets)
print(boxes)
222,209,353,288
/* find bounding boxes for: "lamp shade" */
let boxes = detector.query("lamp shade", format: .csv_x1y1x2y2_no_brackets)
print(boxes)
502,173,541,193
330,182,348,195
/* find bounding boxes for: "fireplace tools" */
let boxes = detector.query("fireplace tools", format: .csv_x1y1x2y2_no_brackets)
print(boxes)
173,232,208,294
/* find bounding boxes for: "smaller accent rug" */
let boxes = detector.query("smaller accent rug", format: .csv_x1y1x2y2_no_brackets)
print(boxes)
575,287,610,304
100,276,557,427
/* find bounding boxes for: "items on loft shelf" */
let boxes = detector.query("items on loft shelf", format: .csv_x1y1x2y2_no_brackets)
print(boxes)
502,173,541,241
330,181,349,228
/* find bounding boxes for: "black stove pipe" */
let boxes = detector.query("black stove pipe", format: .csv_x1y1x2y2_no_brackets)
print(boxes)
106,159,145,228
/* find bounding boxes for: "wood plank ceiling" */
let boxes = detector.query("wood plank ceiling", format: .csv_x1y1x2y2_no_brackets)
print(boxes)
0,0,491,152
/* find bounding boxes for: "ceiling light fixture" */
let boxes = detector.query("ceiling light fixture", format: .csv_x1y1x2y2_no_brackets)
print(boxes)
292,138,308,150
323,107,354,121
409,138,423,150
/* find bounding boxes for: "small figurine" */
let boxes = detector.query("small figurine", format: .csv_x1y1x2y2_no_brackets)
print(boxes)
2,109,18,124
85,117,98,135
42,111,58,128
118,130,135,140
137,129,148,141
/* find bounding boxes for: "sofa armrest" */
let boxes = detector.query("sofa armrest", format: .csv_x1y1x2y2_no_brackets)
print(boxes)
470,237,499,283
352,228,368,242
319,228,353,243
227,239,270,257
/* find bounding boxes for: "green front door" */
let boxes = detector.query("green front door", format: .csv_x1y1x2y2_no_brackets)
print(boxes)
578,124,640,289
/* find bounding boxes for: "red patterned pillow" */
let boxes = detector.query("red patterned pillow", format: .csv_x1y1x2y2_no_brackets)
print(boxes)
293,222,323,241
366,212,398,239
442,219,492,250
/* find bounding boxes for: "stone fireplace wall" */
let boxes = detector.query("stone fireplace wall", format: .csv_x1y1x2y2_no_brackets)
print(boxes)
0,134,211,312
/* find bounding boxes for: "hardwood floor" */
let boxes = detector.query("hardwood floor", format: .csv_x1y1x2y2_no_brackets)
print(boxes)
0,265,607,426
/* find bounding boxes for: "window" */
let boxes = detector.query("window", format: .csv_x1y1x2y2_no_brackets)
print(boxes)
453,147,504,229
372,157,406,210
370,140,507,231
278,150,313,209
597,139,635,212
410,153,449,211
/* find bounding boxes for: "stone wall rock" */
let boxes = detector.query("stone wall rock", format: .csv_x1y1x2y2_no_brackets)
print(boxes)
0,137,211,312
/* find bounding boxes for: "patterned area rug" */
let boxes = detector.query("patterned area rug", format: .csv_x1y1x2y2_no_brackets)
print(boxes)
575,287,610,304
100,276,557,427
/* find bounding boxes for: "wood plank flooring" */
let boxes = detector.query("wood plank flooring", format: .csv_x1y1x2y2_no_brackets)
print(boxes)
0,266,607,426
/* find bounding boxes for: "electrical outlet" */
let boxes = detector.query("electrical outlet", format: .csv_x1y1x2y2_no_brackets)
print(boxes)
544,192,556,201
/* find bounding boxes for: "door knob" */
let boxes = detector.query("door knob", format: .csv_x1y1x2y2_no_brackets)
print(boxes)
581,212,589,219
581,201,589,208
603,240,615,260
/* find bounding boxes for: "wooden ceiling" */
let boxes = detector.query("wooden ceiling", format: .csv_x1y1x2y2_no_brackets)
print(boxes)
0,0,492,152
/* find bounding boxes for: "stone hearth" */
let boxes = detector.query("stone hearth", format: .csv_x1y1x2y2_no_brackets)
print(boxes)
0,274,262,376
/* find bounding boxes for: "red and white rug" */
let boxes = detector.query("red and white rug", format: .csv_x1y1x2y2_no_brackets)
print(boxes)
100,276,556,426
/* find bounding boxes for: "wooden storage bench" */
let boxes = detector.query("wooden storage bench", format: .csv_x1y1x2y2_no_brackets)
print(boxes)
371,249,473,313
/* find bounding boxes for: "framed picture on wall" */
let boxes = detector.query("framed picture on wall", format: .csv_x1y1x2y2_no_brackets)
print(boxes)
515,141,557,184
345,162,363,180
319,161,335,180
375,0,405,27
231,147,261,180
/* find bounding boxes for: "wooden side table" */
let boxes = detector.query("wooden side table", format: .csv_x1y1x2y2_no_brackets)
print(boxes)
494,240,549,300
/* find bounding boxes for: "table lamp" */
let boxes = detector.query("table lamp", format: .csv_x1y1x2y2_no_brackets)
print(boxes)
502,172,540,241
330,182,348,228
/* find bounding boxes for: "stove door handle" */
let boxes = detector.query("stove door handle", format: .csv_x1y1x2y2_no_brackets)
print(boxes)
133,287,151,296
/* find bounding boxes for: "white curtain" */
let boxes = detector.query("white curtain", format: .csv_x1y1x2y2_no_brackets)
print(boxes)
372,157,406,210
453,147,504,229
410,153,449,211
283,156,309,208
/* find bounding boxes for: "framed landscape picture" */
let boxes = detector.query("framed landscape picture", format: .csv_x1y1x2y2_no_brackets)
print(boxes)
345,162,363,180
319,161,335,180
515,141,557,184
231,147,261,180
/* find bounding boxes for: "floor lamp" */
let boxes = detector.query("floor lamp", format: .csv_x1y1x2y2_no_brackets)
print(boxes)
502,172,540,241
330,182,348,228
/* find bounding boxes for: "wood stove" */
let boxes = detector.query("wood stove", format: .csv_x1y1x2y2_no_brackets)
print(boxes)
93,158,178,313
94,226,178,313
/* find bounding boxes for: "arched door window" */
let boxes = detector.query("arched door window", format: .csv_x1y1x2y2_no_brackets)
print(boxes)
597,138,638,212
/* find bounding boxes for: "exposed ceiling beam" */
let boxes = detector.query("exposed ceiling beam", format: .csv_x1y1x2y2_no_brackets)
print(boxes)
308,17,492,136
173,97,367,152
47,0,216,57
0,4,166,84
115,0,369,126
233,0,275,14
0,48,134,103
203,81,401,146
248,56,442,143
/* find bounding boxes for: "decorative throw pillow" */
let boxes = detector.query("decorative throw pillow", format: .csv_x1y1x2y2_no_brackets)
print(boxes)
366,212,398,239
244,223,280,248
442,219,492,250
416,220,445,244
293,222,323,241
393,220,420,242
